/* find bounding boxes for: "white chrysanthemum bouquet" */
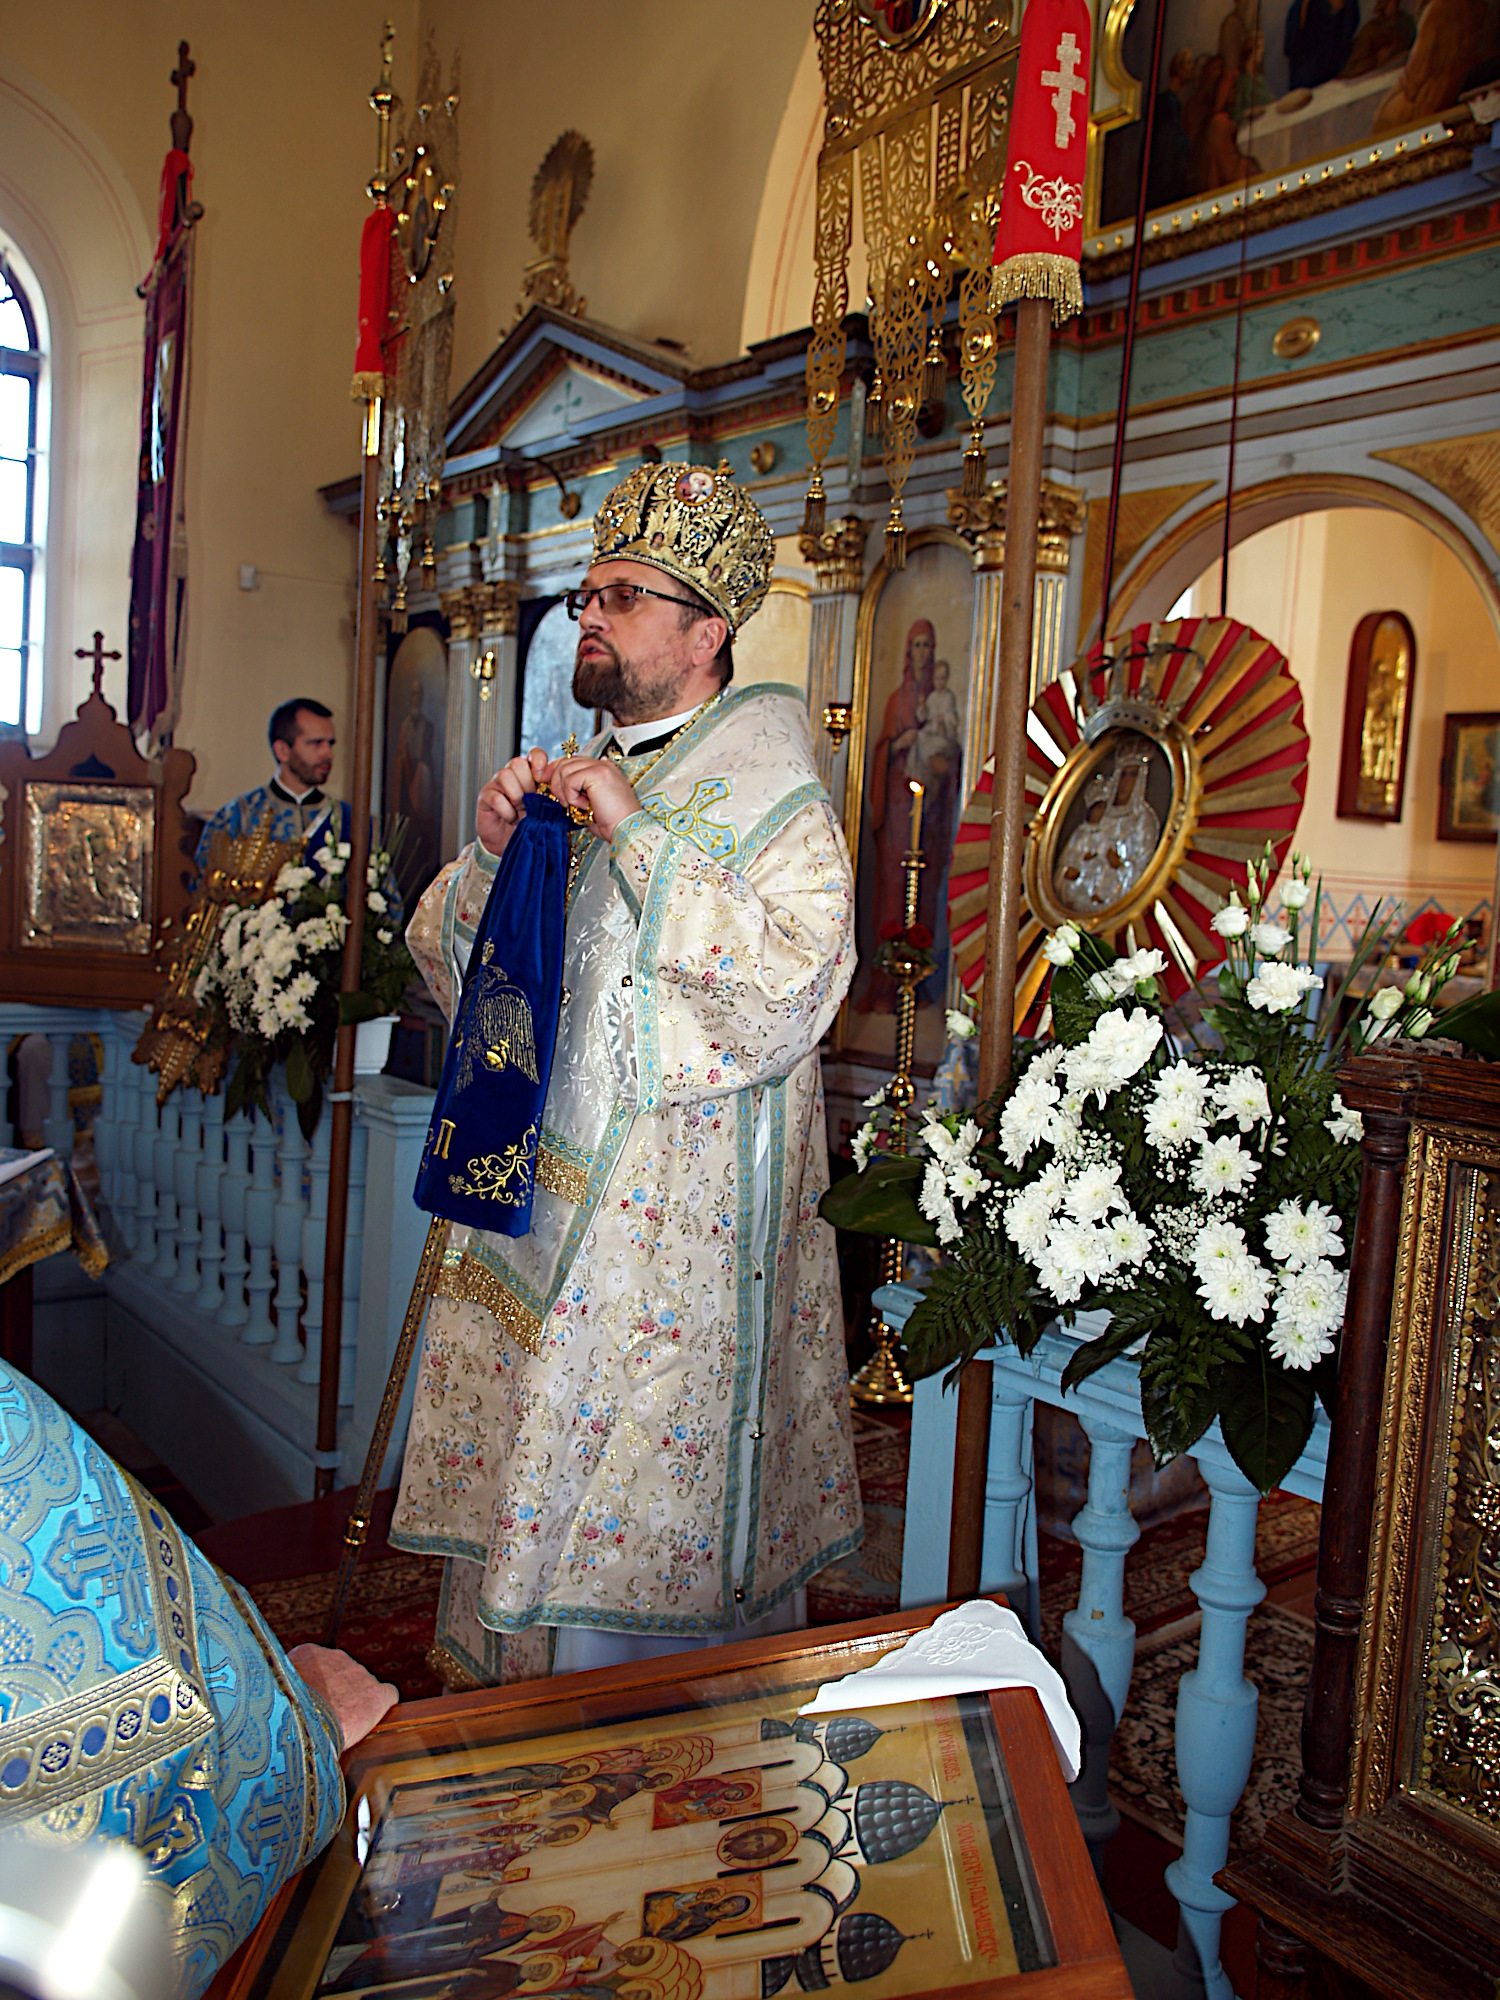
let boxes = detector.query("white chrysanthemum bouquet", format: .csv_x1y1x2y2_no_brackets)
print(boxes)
825,846,1468,1491
193,825,414,1133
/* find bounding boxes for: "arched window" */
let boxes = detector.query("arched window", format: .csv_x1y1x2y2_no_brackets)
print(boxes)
0,256,44,733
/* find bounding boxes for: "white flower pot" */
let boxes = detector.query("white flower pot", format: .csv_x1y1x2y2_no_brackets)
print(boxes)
353,1014,399,1076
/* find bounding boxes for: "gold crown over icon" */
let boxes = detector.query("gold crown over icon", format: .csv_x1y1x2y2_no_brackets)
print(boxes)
591,460,775,634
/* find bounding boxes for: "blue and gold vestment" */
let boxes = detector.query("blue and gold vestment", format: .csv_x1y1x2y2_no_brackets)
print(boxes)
0,1365,345,1999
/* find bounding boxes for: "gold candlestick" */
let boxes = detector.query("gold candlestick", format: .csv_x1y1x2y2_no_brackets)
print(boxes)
851,816,923,1408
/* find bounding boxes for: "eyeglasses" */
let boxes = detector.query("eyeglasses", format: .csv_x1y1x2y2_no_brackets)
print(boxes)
564,583,705,620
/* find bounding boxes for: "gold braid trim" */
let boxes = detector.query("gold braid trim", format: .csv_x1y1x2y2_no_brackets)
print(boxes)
536,1147,588,1206
427,1640,488,1693
989,253,1084,325
435,1250,543,1356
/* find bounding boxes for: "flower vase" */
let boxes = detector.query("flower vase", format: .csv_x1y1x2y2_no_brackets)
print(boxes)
353,1014,399,1077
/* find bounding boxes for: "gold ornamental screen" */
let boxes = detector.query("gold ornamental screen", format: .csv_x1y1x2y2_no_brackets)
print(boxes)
805,0,1021,566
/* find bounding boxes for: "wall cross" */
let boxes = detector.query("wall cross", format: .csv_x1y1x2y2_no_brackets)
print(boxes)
76,630,121,696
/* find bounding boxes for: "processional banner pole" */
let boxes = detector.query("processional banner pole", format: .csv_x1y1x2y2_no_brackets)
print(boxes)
948,0,1092,1598
314,29,397,1502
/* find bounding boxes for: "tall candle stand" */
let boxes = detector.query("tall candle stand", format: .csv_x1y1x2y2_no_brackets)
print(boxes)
850,781,924,1407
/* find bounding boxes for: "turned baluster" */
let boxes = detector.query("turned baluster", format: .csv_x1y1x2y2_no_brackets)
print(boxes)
95,1023,119,1215
150,1100,181,1280
218,1109,252,1330
113,1038,142,1252
1062,1413,1141,1874
43,1031,74,1160
296,1110,332,1387
133,1095,160,1267
194,1091,227,1314
268,1080,308,1365
242,1108,277,1344
339,1108,370,1406
172,1092,203,1293
1164,1444,1266,2000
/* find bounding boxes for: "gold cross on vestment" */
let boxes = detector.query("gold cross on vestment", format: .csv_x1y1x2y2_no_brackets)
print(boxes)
75,631,121,696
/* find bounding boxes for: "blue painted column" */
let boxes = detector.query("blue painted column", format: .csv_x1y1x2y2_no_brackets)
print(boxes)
43,1032,74,1159
1165,1443,1266,2000
172,1092,203,1294
242,1110,277,1345
1063,1413,1141,1871
194,1090,226,1315
268,1082,308,1365
342,1076,437,1486
150,1101,180,1280
982,1371,1035,1613
217,1111,252,1330
296,1111,332,1388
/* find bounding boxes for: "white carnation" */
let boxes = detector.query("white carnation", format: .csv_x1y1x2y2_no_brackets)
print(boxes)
367,889,388,915
1324,1094,1363,1145
1043,924,1081,966
1367,985,1402,1021
1251,920,1291,958
945,1008,977,1040
274,864,314,895
1065,1008,1163,1104
1194,1218,1249,1271
1267,1319,1337,1370
1281,879,1310,910
378,928,394,945
1246,962,1323,1014
1212,901,1250,938
1106,1213,1151,1265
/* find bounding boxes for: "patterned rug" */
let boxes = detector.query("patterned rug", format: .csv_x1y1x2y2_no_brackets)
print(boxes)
241,1554,446,1701
1037,1489,1322,1656
1108,1602,1315,1856
806,1409,911,1625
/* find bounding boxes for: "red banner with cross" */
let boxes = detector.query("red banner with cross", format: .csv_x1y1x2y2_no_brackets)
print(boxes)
991,0,1092,323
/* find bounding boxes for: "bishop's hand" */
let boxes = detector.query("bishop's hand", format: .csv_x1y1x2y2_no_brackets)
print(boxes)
545,754,640,841
477,747,550,859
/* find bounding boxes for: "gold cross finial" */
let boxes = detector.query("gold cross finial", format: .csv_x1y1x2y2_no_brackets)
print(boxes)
75,631,121,696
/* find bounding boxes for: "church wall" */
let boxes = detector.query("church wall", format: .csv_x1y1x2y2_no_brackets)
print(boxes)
1176,507,1500,941
415,0,816,385
3,0,420,814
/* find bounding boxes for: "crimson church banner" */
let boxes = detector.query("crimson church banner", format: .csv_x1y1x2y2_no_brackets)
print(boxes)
128,149,196,749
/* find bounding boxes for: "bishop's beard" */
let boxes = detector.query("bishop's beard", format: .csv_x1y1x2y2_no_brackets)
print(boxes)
572,639,683,725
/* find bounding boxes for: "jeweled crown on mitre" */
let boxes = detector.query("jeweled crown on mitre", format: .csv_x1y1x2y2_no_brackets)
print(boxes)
591,459,775,634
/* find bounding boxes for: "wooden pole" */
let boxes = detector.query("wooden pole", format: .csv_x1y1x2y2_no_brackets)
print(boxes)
948,293,1052,1598
314,400,381,1499
314,38,394,1501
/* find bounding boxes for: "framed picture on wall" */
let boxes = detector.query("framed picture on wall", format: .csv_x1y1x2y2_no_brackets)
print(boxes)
517,595,599,760
1336,609,1416,822
384,621,449,908
838,529,975,1070
1438,711,1500,843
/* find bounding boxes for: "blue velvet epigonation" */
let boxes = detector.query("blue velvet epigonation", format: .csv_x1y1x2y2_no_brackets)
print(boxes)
413,793,572,1237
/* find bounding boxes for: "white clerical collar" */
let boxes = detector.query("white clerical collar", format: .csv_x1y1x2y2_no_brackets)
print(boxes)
607,702,707,755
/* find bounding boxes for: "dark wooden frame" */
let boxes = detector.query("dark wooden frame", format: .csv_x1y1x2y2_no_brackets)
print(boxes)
1436,710,1500,844
1335,610,1417,824
209,1601,1129,2000
0,685,196,1005
1224,1051,1500,2000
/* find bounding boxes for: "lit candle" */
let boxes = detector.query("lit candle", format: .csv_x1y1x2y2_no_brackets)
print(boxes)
908,778,924,852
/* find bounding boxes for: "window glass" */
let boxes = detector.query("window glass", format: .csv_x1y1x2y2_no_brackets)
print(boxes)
0,295,27,350
0,253,43,732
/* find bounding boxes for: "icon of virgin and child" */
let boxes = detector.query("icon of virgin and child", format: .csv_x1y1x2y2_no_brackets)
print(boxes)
855,617,963,1014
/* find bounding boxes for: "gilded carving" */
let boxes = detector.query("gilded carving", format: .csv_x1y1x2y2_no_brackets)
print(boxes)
516,131,593,322
946,477,1086,572
1423,1168,1500,1818
1373,432,1500,565
799,514,870,594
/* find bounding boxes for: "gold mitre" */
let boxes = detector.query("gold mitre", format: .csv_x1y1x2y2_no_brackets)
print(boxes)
591,460,774,634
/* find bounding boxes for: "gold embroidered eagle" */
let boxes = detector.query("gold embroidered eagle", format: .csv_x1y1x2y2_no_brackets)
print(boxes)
454,956,540,1091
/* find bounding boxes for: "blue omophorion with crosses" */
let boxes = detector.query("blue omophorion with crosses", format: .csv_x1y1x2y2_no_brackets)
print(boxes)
413,792,572,1235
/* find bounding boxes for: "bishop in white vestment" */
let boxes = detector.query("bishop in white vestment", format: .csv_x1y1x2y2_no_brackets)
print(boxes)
390,462,863,1684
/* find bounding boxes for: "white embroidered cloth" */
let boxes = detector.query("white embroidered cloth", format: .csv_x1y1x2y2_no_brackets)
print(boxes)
799,1599,1081,1781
